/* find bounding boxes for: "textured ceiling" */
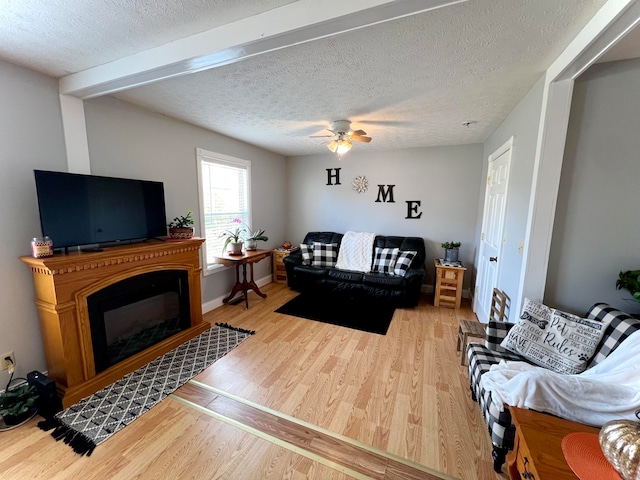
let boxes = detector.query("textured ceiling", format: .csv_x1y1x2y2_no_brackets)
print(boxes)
1,0,630,157
0,0,295,77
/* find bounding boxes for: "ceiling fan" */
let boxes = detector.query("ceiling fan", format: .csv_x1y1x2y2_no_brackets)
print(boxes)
310,120,372,155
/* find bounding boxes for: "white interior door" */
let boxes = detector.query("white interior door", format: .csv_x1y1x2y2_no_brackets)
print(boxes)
474,137,513,323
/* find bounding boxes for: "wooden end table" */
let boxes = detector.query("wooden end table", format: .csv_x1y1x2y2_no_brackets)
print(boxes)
214,249,271,309
508,407,600,480
434,259,466,308
272,247,298,284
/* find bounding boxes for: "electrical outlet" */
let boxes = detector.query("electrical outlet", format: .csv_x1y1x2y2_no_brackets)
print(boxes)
1,351,15,371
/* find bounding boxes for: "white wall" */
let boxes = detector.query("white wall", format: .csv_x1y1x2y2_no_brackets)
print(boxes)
476,76,545,313
545,58,640,315
83,96,288,304
0,60,68,385
286,144,483,289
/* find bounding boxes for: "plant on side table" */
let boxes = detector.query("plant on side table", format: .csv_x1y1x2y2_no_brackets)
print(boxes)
244,228,268,251
220,218,246,255
441,241,461,262
168,210,195,239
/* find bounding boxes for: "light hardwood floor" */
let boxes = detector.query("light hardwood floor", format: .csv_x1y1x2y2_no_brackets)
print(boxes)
0,283,508,479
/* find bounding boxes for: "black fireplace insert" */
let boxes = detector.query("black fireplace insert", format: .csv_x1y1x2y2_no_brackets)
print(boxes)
87,269,191,373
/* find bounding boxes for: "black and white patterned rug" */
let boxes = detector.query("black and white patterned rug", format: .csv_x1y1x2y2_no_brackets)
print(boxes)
38,323,254,456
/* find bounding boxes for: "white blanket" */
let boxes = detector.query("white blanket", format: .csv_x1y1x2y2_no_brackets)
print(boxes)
335,231,376,272
480,330,640,426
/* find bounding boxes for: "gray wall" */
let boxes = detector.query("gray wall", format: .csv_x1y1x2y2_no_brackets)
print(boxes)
0,60,68,385
286,145,483,289
476,76,545,313
83,96,288,303
545,58,640,315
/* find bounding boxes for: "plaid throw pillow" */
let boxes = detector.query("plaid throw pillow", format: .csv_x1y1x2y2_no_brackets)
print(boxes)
372,247,399,275
300,244,314,266
393,250,417,276
312,242,338,267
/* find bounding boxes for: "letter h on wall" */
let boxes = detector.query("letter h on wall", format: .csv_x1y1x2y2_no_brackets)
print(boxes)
326,168,341,185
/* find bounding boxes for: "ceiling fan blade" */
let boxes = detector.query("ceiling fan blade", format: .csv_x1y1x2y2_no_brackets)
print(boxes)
351,135,372,143
309,134,335,138
351,129,367,136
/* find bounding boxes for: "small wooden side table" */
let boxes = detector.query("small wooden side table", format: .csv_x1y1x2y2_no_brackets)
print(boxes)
508,407,601,480
272,247,298,284
213,249,271,309
434,259,466,308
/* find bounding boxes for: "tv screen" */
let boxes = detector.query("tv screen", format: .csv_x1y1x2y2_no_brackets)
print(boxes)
34,170,167,250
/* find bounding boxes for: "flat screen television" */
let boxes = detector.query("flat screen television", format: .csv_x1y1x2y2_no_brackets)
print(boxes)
34,170,167,251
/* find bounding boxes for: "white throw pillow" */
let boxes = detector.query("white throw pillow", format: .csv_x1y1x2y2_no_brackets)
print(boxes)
501,299,605,374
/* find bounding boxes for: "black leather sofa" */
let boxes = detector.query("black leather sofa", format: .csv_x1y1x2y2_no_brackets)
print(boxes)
283,232,426,307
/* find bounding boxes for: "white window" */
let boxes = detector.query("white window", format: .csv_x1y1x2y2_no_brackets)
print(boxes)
196,148,251,273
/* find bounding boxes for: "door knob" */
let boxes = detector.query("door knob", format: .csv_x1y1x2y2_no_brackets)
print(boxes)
490,256,498,262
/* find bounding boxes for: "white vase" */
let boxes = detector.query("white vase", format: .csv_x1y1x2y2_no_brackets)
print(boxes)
245,239,258,251
229,242,243,254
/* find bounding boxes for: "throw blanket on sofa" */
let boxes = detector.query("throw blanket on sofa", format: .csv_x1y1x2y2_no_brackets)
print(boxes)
335,231,377,272
480,330,640,426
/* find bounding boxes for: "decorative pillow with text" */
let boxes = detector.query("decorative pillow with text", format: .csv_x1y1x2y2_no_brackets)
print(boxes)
501,298,605,374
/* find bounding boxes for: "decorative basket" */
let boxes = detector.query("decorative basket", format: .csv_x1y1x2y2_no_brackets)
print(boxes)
168,227,194,240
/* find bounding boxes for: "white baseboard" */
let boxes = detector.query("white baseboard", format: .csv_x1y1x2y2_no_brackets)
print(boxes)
202,275,273,314
204,279,469,313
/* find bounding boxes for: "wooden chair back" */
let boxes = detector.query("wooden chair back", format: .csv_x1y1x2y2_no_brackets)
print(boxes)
489,288,510,322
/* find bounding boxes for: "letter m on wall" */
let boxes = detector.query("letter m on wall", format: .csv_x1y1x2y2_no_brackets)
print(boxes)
375,185,395,203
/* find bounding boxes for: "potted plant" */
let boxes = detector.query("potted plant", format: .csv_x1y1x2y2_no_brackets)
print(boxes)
219,218,246,255
168,210,194,239
441,241,461,262
616,270,640,302
0,383,39,427
244,228,268,251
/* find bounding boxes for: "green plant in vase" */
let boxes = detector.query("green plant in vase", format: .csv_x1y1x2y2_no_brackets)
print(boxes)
220,218,246,254
441,241,461,262
244,228,269,251
167,210,195,239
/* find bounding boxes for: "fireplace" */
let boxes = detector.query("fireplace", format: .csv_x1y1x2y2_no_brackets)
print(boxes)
88,270,191,373
21,239,209,407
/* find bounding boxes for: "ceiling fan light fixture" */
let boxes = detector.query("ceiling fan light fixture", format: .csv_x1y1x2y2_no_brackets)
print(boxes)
336,138,352,155
327,138,352,155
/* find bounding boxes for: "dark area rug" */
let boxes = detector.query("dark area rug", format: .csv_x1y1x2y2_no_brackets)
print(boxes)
275,293,395,335
38,323,254,456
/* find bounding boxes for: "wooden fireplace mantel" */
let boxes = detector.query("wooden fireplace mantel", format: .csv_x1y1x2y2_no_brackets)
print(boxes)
20,238,210,407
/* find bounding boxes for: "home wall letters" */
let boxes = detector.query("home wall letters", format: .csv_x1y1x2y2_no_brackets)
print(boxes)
325,167,422,219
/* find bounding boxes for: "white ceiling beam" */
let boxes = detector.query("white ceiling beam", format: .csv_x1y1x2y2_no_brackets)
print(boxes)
59,0,466,99
549,0,640,81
